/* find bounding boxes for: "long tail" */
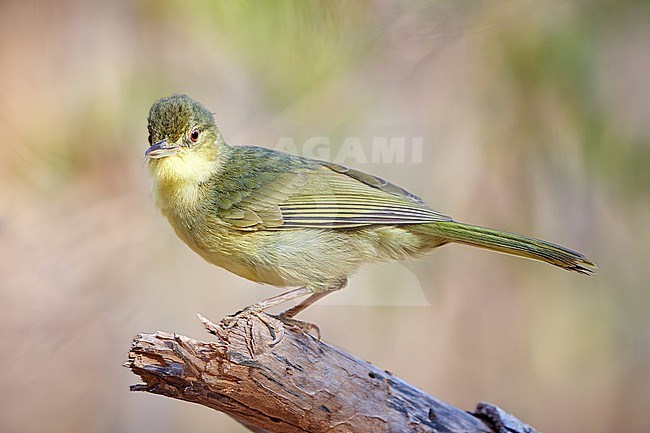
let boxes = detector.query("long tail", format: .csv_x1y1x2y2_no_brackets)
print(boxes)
415,221,596,275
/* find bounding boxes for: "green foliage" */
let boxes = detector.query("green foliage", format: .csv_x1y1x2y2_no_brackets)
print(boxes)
166,0,378,108
497,1,650,196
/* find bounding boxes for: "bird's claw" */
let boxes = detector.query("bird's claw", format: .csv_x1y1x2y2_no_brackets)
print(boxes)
272,315,322,341
220,307,321,346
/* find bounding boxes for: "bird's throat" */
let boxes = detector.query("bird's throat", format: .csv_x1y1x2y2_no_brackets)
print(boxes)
150,153,216,213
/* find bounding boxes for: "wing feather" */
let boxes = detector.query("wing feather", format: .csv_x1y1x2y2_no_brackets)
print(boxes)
215,147,450,230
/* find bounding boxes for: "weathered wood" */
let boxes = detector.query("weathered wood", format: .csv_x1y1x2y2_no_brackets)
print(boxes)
125,314,535,433
473,403,540,433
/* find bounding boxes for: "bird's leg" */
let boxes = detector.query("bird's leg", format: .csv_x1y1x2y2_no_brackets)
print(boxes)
270,293,328,341
277,291,331,319
273,279,348,341
244,286,316,312
222,280,347,345
221,286,314,345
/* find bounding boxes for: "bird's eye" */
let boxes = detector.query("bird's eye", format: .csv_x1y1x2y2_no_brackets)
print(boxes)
189,128,200,142
148,134,153,145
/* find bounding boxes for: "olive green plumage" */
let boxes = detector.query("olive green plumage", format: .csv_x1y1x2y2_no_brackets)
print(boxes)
145,94,595,301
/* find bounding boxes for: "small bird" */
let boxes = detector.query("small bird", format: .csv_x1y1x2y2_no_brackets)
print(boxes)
145,94,595,342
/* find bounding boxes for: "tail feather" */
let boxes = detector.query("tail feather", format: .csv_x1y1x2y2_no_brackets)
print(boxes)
417,221,596,275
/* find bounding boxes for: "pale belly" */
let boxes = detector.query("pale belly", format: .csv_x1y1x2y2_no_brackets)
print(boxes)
171,215,357,290
167,210,441,292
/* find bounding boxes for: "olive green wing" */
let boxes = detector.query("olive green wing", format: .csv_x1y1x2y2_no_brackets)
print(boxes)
274,162,451,229
216,170,308,229
214,146,450,230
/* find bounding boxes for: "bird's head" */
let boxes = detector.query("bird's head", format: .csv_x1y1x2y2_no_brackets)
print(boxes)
145,94,226,183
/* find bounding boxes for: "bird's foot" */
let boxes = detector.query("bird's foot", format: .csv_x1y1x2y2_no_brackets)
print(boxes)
220,307,287,346
272,314,321,341
220,286,327,346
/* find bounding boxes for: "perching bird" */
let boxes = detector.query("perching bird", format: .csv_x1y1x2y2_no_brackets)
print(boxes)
145,94,595,342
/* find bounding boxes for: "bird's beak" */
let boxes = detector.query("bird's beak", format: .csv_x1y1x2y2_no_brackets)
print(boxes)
145,140,179,159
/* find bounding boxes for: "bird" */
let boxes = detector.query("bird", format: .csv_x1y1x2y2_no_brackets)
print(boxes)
145,93,595,343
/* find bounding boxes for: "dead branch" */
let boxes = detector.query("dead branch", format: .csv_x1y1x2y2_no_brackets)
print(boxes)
125,313,538,433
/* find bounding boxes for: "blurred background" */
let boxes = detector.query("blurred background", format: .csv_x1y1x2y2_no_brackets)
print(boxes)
1,1,649,432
